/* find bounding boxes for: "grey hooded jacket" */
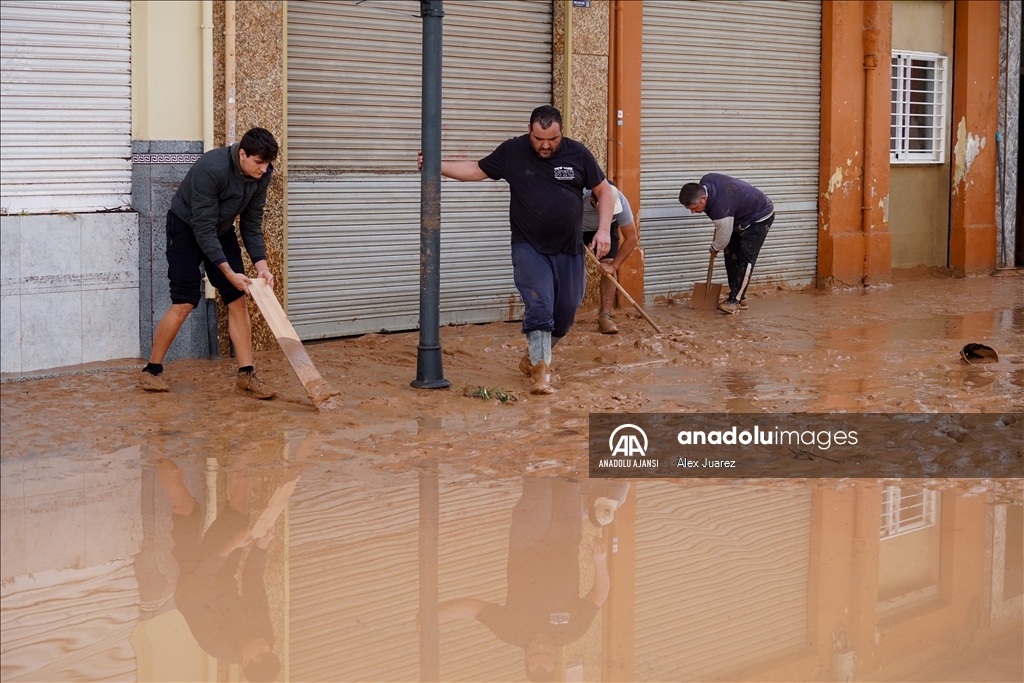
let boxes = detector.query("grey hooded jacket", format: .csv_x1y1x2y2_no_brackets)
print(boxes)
170,143,272,265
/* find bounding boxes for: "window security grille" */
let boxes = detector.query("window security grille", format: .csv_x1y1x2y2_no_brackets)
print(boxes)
890,51,948,163
880,487,937,539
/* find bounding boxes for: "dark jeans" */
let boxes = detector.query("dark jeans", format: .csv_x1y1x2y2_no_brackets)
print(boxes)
511,242,585,337
724,214,774,302
509,479,582,551
166,210,246,307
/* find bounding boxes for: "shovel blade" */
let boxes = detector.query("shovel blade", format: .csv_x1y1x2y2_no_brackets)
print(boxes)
689,282,723,310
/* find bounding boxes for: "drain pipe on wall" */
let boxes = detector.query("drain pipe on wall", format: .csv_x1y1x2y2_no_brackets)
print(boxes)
202,0,219,359
202,0,214,151
225,0,237,146
607,0,618,184
210,0,238,358
862,0,879,280
563,0,572,137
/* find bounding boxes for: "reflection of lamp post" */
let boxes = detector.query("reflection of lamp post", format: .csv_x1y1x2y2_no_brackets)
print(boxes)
419,458,440,681
412,0,449,390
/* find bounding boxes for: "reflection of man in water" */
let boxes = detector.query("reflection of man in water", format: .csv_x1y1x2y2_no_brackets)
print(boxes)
438,478,610,682
158,460,280,682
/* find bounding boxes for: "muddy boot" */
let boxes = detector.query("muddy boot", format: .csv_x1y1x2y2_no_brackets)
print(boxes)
237,370,275,399
519,352,533,376
139,370,170,392
598,313,619,334
529,360,555,395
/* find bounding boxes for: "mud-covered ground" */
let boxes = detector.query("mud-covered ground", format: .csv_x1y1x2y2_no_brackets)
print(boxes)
2,272,1022,474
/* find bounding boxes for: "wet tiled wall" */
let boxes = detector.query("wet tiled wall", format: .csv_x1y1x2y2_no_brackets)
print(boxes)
132,140,209,361
0,212,139,374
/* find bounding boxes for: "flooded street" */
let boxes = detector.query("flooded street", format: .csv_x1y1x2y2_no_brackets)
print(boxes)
2,273,1022,682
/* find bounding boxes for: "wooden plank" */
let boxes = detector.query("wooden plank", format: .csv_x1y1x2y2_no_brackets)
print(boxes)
249,469,302,539
248,279,342,411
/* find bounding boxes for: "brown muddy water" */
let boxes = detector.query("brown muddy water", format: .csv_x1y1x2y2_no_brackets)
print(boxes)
1,273,1022,682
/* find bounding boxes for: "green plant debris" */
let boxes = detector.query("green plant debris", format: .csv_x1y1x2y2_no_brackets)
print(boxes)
461,385,517,404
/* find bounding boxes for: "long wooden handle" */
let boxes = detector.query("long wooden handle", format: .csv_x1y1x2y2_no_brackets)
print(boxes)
706,251,715,287
586,249,662,334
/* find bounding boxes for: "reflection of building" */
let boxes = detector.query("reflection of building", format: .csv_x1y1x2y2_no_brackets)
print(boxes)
286,473,542,681
632,485,813,681
606,481,1024,681
0,449,1021,681
0,446,293,683
0,448,142,681
282,473,1022,681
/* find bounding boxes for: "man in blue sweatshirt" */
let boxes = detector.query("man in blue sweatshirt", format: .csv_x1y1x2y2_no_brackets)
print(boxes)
679,174,775,314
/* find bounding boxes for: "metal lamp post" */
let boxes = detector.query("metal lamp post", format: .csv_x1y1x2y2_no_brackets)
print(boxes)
412,0,449,390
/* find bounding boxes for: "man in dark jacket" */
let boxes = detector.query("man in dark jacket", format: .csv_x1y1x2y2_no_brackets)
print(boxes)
158,458,281,682
139,127,279,398
679,174,775,314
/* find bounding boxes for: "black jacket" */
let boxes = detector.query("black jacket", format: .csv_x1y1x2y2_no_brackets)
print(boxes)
170,143,273,265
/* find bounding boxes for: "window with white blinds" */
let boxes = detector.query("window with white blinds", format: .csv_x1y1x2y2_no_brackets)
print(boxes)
890,51,949,164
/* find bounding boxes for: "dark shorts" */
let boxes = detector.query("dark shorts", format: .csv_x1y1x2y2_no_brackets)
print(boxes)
166,210,246,308
171,506,249,582
582,224,619,261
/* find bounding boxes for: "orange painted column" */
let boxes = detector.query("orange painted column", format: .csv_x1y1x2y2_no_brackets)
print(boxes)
808,487,859,673
614,0,644,305
818,1,892,288
949,0,999,273
819,1,867,287
846,482,882,670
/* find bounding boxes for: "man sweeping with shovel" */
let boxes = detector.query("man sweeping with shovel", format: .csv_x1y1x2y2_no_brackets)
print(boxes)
582,183,637,334
422,105,616,394
679,173,774,314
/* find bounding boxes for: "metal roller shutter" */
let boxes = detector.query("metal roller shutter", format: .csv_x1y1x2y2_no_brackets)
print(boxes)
640,0,821,299
634,483,812,681
286,0,552,338
288,474,524,681
0,0,131,214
